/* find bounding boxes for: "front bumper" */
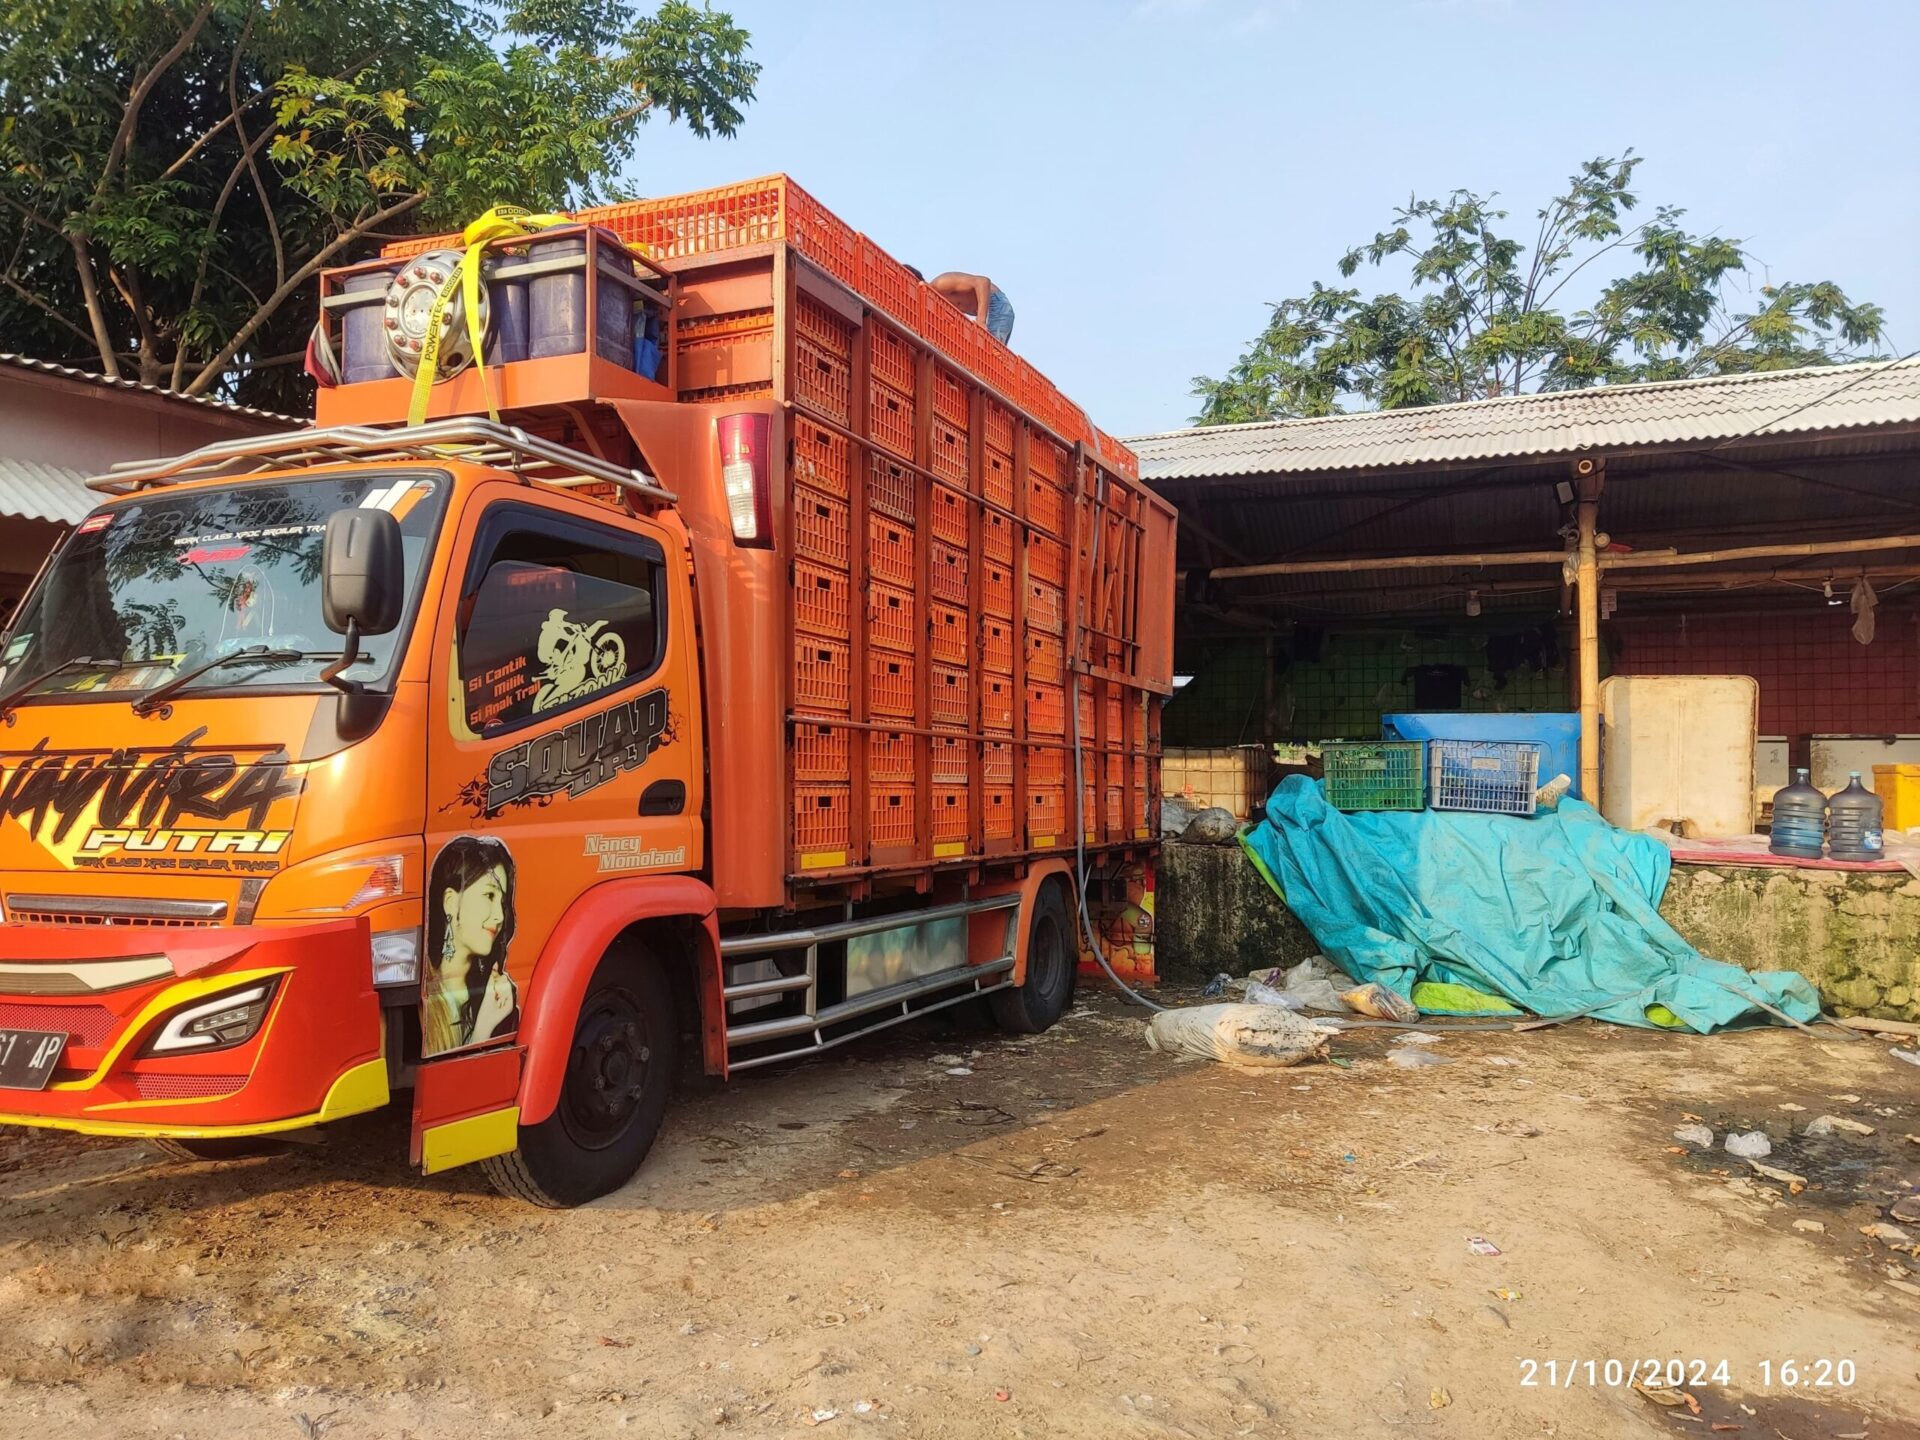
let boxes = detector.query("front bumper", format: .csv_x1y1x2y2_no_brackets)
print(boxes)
0,918,387,1138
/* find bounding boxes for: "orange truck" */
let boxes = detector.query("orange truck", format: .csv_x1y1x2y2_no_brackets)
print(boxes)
0,177,1175,1205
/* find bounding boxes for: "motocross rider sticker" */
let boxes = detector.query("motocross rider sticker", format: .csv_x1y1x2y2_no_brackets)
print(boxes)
478,686,671,815
531,608,627,714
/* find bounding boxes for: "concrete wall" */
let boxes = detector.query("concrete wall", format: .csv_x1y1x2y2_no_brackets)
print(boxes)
0,367,275,480
1158,840,1920,1022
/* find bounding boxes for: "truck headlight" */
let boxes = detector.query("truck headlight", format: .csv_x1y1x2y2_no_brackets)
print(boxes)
144,980,280,1055
371,928,421,987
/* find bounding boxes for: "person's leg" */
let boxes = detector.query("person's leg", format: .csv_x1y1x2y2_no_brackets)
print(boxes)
986,286,1015,344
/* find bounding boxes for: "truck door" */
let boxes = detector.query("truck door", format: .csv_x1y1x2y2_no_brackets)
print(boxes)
412,487,701,1172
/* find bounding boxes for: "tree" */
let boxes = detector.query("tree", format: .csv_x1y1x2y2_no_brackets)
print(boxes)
0,0,758,409
1191,152,1887,425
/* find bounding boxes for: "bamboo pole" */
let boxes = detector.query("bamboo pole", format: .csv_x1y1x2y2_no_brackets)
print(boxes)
1177,547,1571,583
1574,460,1604,802
1600,532,1920,570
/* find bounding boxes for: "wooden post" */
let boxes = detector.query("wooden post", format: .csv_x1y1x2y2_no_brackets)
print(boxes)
1574,457,1605,802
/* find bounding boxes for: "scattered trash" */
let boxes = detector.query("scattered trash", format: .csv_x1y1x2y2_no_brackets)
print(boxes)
1746,1159,1808,1193
1673,1124,1715,1148
1144,1003,1333,1069
1428,1387,1452,1409
1777,1102,1806,1112
852,1401,876,1415
1805,1114,1875,1137
1242,979,1305,1010
1276,955,1352,1012
1792,1219,1826,1233
1861,1222,1913,1245
1341,982,1419,1023
1490,1288,1522,1302
931,1054,963,1066
993,1389,1011,1402
1466,1235,1502,1257
945,1067,974,1077
802,1408,839,1426
1387,1048,1452,1069
1534,772,1573,809
1394,1031,1444,1045
1634,1383,1698,1412
1341,1152,1358,1164
1891,1047,1920,1068
1201,973,1231,998
1723,1130,1772,1159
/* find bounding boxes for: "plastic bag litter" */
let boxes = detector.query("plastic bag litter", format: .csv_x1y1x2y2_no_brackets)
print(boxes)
1243,979,1307,1011
1341,982,1420,1024
1279,956,1352,1012
1161,794,1199,838
1724,1130,1772,1159
1144,1003,1332,1069
1672,1123,1714,1148
1386,1047,1451,1069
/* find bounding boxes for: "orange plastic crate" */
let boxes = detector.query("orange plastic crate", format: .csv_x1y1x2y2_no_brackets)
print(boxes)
931,735,969,783
868,380,913,460
1027,683,1066,735
792,415,850,497
985,402,1015,455
976,334,1020,403
982,560,1014,618
1027,632,1065,684
868,515,915,588
794,338,851,424
869,653,914,718
931,540,968,604
983,508,1013,564
1105,784,1125,834
870,324,916,396
574,177,787,259
1029,438,1064,483
984,741,1013,785
1028,534,1067,587
1028,746,1067,790
793,485,850,568
870,785,915,850
1077,687,1095,741
921,287,986,376
1026,474,1066,536
795,293,854,359
1028,785,1066,844
1082,783,1099,839
930,603,967,665
933,368,971,427
868,582,916,653
1025,579,1065,636
930,418,968,486
982,675,1015,732
1103,690,1123,739
931,663,970,727
930,484,968,546
794,636,852,712
982,617,1014,673
793,722,851,781
795,559,851,639
983,448,1015,509
983,788,1015,841
933,785,968,845
794,784,852,857
870,729,916,781
859,237,921,324
784,182,860,288
868,452,916,523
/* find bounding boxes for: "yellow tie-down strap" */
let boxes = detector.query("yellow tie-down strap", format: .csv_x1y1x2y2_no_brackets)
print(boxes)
408,204,574,427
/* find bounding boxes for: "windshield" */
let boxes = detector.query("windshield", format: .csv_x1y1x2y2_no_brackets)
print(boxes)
0,472,447,705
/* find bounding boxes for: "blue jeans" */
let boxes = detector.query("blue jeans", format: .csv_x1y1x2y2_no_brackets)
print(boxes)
986,285,1015,344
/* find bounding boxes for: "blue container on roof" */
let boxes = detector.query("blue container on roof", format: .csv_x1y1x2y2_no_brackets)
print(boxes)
1383,712,1582,800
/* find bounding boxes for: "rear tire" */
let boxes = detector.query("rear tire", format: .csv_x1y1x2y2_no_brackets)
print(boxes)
990,881,1077,1034
149,1136,287,1162
483,947,677,1207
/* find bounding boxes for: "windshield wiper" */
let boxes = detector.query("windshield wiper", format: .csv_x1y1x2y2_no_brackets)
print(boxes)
132,646,309,717
0,656,122,721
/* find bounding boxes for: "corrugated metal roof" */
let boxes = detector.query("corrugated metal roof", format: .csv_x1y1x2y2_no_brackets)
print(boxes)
1130,359,1920,481
0,352,302,425
0,457,93,524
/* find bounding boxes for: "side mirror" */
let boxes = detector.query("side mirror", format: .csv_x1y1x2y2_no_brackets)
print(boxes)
322,508,403,637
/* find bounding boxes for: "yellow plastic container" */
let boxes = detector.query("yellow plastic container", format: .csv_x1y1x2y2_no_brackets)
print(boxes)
1872,764,1920,831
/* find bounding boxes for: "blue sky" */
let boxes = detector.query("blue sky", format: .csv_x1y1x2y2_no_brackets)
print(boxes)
629,0,1919,437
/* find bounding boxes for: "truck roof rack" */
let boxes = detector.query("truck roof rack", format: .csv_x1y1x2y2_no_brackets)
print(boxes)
86,418,674,504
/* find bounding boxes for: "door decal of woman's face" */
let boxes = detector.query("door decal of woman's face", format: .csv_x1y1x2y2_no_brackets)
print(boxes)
423,834,521,1057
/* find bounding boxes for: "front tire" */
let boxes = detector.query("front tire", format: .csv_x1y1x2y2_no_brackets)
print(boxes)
483,948,678,1207
990,881,1077,1034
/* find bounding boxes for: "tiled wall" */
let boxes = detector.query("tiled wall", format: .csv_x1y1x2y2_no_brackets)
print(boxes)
1609,610,1919,736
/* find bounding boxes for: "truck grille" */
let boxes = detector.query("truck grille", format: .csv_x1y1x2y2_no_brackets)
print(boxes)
0,1001,116,1046
5,895,226,928
129,1073,246,1101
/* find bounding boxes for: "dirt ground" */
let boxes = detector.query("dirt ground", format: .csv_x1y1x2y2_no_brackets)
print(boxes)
1,989,1917,1440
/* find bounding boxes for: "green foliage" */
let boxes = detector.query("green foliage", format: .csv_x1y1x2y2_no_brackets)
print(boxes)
1192,152,1887,425
0,0,758,407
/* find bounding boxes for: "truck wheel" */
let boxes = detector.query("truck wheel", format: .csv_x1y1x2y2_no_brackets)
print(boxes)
149,1137,286,1162
483,948,677,1208
990,881,1077,1035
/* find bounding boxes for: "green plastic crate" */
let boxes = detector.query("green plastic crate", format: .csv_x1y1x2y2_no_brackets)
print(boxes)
1322,740,1426,811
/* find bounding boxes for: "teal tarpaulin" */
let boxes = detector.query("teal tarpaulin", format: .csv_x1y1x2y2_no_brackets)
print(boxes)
1242,776,1822,1032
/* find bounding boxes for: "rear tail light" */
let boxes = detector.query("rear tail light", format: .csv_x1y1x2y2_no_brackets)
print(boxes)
718,412,772,546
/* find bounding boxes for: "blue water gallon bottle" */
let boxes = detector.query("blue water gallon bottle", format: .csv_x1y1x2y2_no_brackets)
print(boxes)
1767,767,1826,860
1826,771,1884,862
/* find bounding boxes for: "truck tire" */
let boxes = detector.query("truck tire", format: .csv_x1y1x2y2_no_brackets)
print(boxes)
483,947,677,1208
149,1136,288,1162
990,881,1077,1035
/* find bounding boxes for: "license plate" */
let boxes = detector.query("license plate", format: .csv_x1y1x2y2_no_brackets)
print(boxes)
0,1029,66,1091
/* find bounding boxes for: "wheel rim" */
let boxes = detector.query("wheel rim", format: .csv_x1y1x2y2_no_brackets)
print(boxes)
1029,909,1069,1004
560,985,655,1153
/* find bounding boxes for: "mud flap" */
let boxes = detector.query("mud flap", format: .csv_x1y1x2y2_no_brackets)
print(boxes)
410,1045,523,1174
